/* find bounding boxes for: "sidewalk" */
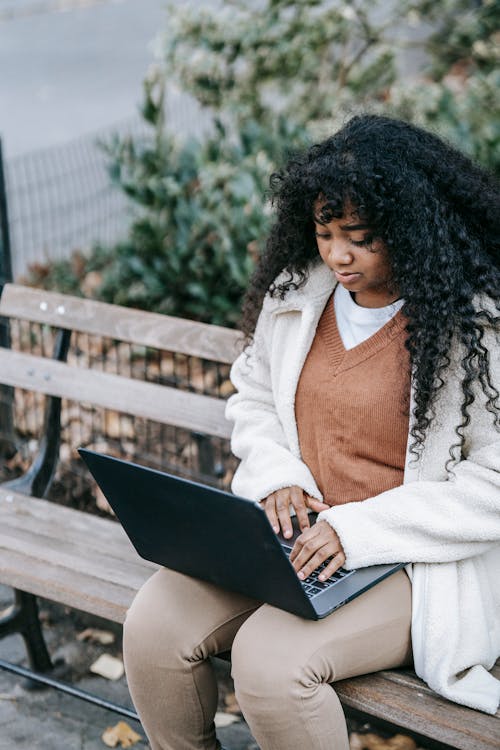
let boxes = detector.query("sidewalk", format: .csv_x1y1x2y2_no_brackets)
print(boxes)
0,584,257,750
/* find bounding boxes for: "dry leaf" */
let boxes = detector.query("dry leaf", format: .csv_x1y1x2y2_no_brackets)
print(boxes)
349,732,417,750
59,442,72,463
214,712,239,728
219,379,234,397
104,412,135,439
81,270,103,298
189,372,206,391
160,354,175,375
95,487,115,515
104,412,123,439
224,691,241,714
102,720,141,748
77,627,115,645
90,654,124,680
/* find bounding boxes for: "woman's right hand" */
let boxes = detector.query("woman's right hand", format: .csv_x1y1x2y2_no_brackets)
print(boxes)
260,486,330,539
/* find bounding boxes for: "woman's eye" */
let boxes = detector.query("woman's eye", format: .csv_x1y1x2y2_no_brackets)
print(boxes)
315,232,331,240
350,236,374,248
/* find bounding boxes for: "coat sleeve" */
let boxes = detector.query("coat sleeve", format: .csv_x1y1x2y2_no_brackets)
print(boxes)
318,437,500,567
225,308,322,503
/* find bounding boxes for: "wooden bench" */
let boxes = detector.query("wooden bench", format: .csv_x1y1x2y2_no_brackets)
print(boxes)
0,283,498,750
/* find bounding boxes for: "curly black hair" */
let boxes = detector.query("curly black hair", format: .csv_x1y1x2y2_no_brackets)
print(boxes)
241,114,500,463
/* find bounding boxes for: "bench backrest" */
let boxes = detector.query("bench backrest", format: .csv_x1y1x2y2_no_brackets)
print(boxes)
0,284,242,440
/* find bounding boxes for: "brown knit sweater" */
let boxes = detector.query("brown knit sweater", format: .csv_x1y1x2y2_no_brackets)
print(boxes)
295,296,411,506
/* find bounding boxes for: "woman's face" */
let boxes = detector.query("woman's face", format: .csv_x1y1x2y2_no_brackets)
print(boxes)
314,204,398,308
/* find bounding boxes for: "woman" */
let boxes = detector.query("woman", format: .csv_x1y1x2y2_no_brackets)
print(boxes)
123,115,500,750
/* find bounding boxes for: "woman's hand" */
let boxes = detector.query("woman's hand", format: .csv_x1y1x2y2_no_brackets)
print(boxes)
260,486,330,539
290,520,346,581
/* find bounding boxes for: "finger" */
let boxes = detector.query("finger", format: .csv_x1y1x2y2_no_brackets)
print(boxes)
291,538,328,572
290,487,310,532
305,497,331,512
288,528,307,563
263,494,280,534
292,527,340,573
289,523,320,563
276,491,293,539
317,551,346,581
296,545,332,580
290,528,330,570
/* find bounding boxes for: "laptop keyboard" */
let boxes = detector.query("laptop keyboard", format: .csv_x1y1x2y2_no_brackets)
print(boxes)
282,546,355,598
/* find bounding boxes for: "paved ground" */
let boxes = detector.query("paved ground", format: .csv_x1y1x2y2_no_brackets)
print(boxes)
0,0,425,159
1,0,216,279
0,584,258,749
0,0,170,157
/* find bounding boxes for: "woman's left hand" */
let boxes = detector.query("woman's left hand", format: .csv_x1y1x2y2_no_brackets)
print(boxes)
289,521,346,581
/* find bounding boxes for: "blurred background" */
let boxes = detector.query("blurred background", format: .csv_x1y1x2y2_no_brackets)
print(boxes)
0,0,498,501
1,0,498,315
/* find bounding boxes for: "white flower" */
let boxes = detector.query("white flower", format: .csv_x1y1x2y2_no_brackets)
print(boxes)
340,5,356,21
407,10,421,28
472,40,489,58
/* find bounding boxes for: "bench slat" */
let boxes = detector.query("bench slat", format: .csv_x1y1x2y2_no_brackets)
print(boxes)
0,490,157,622
0,347,232,439
0,284,241,364
0,526,150,592
0,547,146,623
335,669,500,750
0,489,134,557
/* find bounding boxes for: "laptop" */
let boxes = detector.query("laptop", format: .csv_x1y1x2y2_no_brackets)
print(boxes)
79,448,405,620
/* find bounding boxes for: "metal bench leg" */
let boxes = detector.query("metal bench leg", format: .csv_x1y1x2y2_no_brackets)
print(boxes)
0,588,53,673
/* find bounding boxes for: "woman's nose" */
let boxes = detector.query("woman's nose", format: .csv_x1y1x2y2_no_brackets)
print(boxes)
328,239,353,265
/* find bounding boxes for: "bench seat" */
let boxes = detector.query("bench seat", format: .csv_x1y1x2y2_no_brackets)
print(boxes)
1,486,498,750
0,487,157,623
335,666,500,750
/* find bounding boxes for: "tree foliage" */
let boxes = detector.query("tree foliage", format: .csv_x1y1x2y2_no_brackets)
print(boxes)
30,0,499,325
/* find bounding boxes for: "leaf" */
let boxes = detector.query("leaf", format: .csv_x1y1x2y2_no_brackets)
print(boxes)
349,732,417,750
95,488,115,516
90,654,124,681
77,628,115,645
214,712,239,728
102,721,142,748
224,691,241,714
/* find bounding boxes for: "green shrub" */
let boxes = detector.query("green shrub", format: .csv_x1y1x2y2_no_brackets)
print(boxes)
95,69,308,325
29,0,499,326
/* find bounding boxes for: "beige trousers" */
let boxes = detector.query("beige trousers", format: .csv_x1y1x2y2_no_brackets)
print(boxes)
123,568,412,750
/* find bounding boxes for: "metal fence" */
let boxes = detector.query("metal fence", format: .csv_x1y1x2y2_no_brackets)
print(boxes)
3,88,214,280
4,117,143,280
0,317,236,514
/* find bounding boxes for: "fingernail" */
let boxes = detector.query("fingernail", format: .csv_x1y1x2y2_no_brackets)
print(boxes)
298,571,304,580
319,574,325,581
284,530,292,538
273,526,279,533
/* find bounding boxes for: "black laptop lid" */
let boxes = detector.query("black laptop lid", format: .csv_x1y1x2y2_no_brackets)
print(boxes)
79,449,315,619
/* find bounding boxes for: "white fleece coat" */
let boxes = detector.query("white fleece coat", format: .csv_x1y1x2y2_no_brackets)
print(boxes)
225,262,500,714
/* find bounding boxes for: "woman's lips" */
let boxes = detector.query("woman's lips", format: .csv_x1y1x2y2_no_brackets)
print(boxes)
335,271,362,284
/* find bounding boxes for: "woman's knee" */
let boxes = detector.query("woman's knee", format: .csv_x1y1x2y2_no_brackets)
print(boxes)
231,609,306,702
124,568,258,674
123,568,202,672
123,571,168,667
